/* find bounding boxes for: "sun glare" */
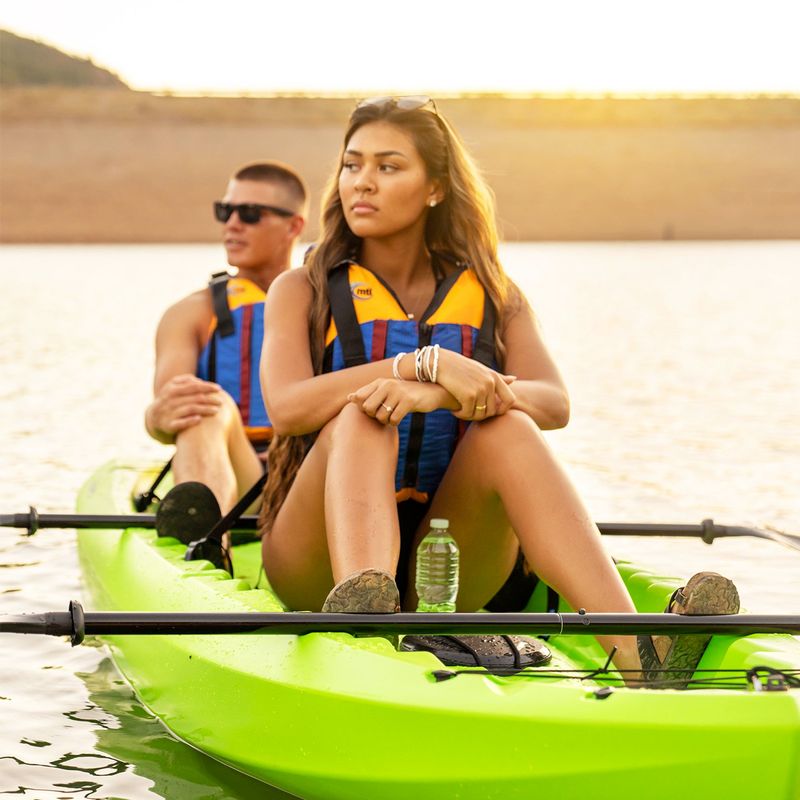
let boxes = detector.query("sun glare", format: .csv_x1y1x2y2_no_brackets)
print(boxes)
1,0,798,95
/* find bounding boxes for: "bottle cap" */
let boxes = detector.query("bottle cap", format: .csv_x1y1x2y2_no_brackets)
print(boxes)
430,518,449,529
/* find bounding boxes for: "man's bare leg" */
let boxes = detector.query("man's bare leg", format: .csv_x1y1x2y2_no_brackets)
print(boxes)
172,392,263,514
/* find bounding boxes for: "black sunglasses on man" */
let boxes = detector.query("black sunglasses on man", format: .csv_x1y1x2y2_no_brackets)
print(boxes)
213,201,296,225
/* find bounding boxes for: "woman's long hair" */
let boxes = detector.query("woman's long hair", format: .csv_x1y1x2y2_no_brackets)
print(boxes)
259,100,518,534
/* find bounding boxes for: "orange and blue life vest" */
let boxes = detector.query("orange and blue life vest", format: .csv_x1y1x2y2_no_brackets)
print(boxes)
197,273,272,445
324,260,496,502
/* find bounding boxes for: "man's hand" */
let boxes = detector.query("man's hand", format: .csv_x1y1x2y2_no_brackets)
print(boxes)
145,374,224,444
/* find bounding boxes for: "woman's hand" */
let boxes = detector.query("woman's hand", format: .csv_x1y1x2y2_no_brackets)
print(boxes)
348,379,453,426
433,349,516,420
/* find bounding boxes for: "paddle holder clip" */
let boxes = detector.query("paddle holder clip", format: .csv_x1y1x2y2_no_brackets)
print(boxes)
701,518,719,545
68,600,85,646
25,505,39,536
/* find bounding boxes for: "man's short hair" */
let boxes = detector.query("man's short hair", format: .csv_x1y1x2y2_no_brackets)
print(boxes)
233,162,307,212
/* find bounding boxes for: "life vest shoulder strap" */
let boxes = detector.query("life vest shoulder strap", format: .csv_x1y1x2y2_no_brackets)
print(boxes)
473,295,496,367
208,271,235,338
328,261,368,367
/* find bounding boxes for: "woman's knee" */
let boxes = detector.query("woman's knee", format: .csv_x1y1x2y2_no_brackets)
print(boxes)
468,409,544,453
325,403,399,453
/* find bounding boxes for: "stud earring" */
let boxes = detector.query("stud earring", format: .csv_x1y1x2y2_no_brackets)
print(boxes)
428,200,438,207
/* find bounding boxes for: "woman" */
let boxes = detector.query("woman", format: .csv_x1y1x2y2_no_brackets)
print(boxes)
258,97,738,681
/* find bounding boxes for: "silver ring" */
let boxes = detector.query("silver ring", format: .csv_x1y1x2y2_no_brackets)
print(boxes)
381,403,393,413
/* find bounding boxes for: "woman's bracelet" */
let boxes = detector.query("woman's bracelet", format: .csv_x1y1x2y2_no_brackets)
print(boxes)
431,343,440,384
414,348,425,382
392,352,407,380
422,346,431,382
406,344,441,383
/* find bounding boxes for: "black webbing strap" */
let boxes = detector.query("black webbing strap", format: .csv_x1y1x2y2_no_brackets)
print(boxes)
209,272,235,338
402,267,494,493
183,471,268,577
203,471,268,545
206,273,234,383
398,268,463,493
133,458,174,512
207,335,217,383
401,322,433,491
327,262,367,367
472,294,496,367
322,341,334,373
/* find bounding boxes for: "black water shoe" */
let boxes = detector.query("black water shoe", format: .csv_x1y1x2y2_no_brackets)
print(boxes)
154,482,221,545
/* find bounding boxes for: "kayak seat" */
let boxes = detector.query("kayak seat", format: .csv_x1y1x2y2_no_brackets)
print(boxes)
401,634,552,670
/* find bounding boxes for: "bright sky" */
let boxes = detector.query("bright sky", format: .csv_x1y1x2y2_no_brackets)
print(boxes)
1,0,798,95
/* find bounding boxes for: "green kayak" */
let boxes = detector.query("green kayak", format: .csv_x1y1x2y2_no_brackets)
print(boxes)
76,461,800,800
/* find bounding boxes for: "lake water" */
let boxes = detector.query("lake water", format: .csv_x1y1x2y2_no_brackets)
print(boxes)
1,242,798,798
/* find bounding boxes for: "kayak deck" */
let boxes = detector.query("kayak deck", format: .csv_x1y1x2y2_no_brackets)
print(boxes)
76,461,800,800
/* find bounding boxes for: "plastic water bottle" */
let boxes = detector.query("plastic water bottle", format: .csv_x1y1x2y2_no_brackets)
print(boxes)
415,519,459,612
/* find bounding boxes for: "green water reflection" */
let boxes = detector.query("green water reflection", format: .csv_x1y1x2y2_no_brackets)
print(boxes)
76,655,299,799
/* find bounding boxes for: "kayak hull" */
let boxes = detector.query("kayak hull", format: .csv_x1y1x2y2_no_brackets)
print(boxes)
77,461,800,800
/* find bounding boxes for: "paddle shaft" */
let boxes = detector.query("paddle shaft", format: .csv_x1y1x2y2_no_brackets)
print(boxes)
1,511,164,532
3,509,798,548
0,509,257,534
3,603,799,646
598,520,800,551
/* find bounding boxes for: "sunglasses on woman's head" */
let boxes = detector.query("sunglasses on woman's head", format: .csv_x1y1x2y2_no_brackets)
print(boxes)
213,201,295,225
355,95,439,115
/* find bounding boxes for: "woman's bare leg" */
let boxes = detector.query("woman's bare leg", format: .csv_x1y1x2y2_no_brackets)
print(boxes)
406,410,641,675
262,403,400,610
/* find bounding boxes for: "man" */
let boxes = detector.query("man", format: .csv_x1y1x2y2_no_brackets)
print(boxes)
145,162,307,534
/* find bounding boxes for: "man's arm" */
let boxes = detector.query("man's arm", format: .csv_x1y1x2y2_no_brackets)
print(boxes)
145,294,223,444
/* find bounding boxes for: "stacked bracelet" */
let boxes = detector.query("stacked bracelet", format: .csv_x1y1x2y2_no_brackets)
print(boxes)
431,343,440,383
398,344,441,383
392,352,407,380
414,348,425,382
